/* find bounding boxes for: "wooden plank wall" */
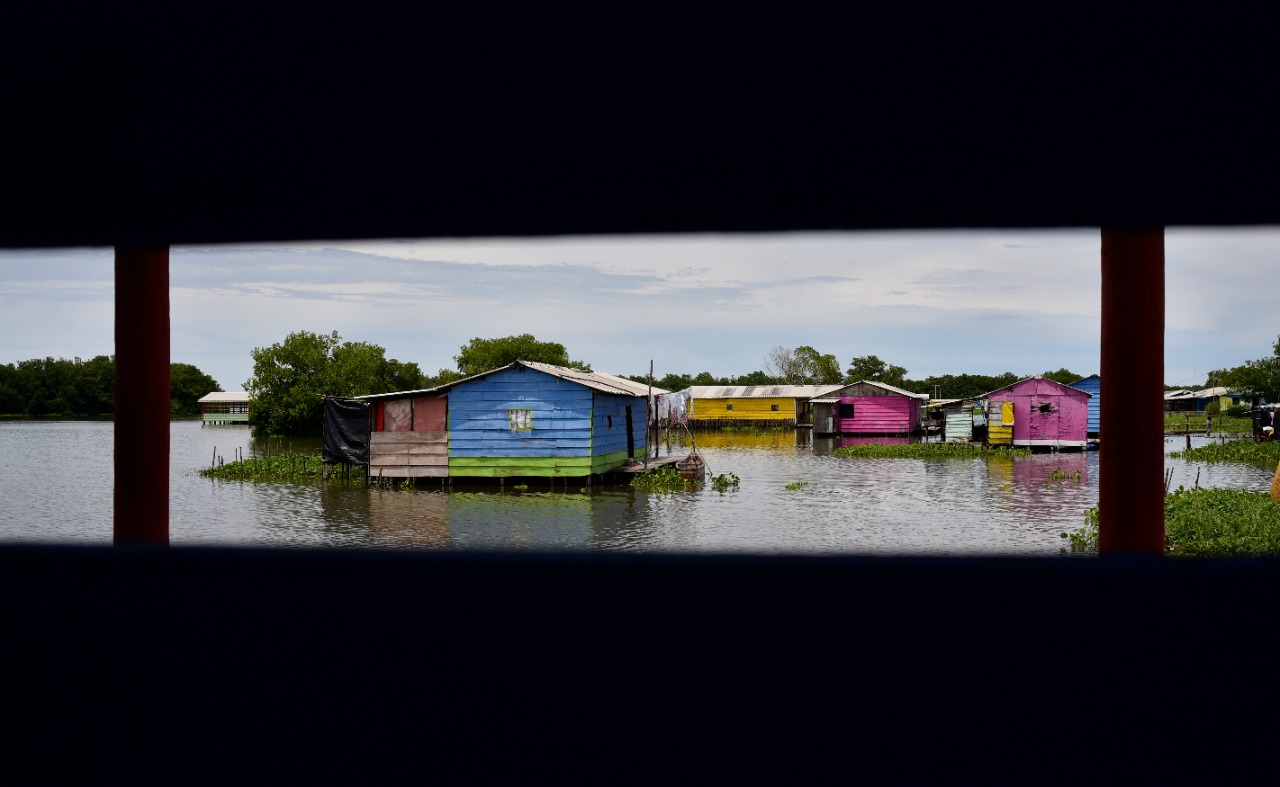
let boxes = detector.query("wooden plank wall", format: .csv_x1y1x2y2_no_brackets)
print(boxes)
692,397,795,422
836,397,917,434
369,431,448,478
591,392,646,470
448,368,596,478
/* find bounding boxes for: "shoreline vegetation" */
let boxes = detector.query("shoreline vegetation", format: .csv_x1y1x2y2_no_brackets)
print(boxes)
1065,487,1280,557
1163,413,1253,434
1169,440,1280,465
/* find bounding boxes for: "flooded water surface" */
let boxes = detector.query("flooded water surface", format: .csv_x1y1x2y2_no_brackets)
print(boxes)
0,421,1272,554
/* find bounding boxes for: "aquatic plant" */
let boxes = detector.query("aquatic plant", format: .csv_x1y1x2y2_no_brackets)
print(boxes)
1169,440,1280,466
1064,489,1280,557
711,472,740,493
784,481,810,490
199,451,337,482
1045,467,1083,486
831,443,1030,459
1061,508,1099,553
1165,487,1280,556
631,465,694,493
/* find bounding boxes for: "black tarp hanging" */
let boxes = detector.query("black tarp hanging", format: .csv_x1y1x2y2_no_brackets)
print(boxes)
322,397,371,465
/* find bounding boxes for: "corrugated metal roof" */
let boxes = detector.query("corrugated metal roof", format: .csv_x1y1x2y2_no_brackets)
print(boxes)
689,384,842,399
519,361,667,397
809,380,930,402
1164,386,1236,400
197,391,251,403
981,375,1093,399
352,361,666,402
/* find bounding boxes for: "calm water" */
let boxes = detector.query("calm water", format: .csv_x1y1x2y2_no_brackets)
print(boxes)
0,420,1271,554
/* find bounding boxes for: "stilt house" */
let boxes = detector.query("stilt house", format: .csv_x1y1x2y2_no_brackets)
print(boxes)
345,361,655,480
688,385,841,427
1069,374,1101,437
983,376,1090,450
198,391,251,425
810,381,928,435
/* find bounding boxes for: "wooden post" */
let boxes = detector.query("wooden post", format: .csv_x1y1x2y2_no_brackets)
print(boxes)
646,360,653,468
1099,228,1164,555
114,246,170,545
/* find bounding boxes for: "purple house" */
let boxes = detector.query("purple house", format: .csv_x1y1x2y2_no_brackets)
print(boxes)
810,381,928,435
984,376,1090,450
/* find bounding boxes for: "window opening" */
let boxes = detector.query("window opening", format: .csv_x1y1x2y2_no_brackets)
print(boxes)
508,408,533,431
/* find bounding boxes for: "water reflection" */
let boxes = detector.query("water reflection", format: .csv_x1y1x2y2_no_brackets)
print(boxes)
0,421,1276,554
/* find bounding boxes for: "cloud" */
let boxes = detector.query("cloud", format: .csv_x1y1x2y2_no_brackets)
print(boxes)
1,227,1275,390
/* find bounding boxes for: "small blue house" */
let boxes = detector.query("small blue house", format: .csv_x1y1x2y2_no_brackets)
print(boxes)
351,360,655,480
1069,374,1100,437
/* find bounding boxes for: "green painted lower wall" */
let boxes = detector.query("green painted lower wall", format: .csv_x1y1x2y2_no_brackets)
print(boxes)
590,449,630,474
449,450,631,478
202,413,250,423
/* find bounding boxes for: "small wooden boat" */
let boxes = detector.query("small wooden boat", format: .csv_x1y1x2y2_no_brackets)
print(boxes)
674,453,706,481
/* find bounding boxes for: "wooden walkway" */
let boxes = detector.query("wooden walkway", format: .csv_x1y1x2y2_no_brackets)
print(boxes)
604,454,684,477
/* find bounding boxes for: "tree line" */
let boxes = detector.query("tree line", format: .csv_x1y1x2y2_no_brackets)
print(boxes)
625,345,1085,401
0,356,219,416
1209,335,1280,404
4,332,1090,433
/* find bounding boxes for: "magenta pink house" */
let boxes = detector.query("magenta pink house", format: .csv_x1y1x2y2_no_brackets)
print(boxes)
984,376,1091,450
810,381,928,435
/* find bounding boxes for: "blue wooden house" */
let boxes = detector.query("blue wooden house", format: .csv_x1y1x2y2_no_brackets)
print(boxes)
351,361,653,480
1069,374,1100,437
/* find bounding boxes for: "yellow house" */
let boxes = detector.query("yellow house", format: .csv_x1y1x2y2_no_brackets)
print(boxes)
689,385,842,426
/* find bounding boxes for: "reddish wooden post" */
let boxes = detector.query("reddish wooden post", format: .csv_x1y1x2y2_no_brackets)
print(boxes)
115,246,170,545
1099,228,1165,555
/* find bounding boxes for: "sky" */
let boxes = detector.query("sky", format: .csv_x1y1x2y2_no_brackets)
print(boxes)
0,227,1274,393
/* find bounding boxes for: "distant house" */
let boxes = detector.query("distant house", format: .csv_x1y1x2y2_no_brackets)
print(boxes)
688,385,841,427
348,361,658,480
198,391,250,425
810,381,928,436
983,376,1090,450
1069,374,1101,437
1164,386,1243,413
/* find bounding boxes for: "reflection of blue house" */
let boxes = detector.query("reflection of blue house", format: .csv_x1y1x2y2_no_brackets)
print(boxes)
1069,374,1100,437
